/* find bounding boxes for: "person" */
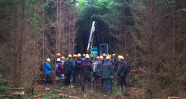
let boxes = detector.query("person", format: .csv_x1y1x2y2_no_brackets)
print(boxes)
102,53,106,64
72,54,77,85
99,56,104,88
61,56,65,66
63,54,74,86
80,54,92,94
93,56,103,91
111,54,117,72
57,59,64,86
74,53,82,87
81,54,86,62
117,55,130,95
43,58,52,85
101,56,115,94
56,58,61,85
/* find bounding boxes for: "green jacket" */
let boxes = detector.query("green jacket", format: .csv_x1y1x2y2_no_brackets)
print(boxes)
101,60,115,79
63,59,74,74
67,59,74,71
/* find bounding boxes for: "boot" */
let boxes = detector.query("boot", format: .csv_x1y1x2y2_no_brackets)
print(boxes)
123,86,125,95
119,87,122,95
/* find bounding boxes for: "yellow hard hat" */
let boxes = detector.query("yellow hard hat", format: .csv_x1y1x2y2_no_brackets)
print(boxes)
100,56,103,59
83,54,86,57
68,54,72,58
106,56,111,60
56,53,61,56
85,54,90,59
78,53,81,57
118,55,124,60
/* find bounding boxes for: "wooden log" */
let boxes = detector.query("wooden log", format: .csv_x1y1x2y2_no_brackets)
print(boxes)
12,91,24,95
168,97,185,99
9,87,24,90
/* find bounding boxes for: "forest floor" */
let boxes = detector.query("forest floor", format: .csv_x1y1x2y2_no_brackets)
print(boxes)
30,79,145,99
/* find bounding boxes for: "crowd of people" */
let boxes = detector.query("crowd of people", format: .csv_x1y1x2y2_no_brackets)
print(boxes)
43,53,130,95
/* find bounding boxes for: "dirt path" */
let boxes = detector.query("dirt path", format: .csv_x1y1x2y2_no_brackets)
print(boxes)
31,84,144,99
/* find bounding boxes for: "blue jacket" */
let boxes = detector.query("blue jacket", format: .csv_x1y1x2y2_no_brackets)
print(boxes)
43,62,52,74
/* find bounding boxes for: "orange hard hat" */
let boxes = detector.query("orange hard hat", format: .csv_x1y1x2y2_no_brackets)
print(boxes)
61,56,65,59
73,54,77,57
83,54,86,57
85,54,90,58
102,53,106,56
96,56,99,60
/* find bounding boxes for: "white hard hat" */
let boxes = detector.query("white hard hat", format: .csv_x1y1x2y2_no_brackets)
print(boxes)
46,58,50,62
57,58,60,62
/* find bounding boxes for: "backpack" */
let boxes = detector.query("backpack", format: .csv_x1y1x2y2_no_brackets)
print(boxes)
124,62,130,73
75,59,82,70
58,65,63,73
95,62,102,76
120,63,126,76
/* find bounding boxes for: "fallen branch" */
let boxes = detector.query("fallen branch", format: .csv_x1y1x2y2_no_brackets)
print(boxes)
32,91,52,98
58,93,80,99
168,96,185,99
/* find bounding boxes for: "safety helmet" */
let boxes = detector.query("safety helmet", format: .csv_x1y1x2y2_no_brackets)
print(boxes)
112,54,116,56
57,58,60,62
121,56,124,60
78,53,81,57
96,56,99,60
85,54,90,59
56,53,61,56
102,53,106,57
83,54,86,57
68,54,72,58
46,58,50,62
61,56,65,59
106,56,111,60
100,56,103,59
118,55,124,60
73,54,77,58
107,54,111,57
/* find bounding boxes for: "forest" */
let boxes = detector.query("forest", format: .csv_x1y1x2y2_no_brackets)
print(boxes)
0,0,185,98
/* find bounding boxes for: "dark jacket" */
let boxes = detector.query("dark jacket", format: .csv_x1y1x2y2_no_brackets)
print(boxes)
74,58,82,71
117,60,130,76
96,60,103,76
81,60,92,77
101,60,115,79
63,59,74,74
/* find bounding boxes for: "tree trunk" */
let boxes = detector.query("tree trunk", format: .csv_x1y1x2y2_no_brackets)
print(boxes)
68,0,70,54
